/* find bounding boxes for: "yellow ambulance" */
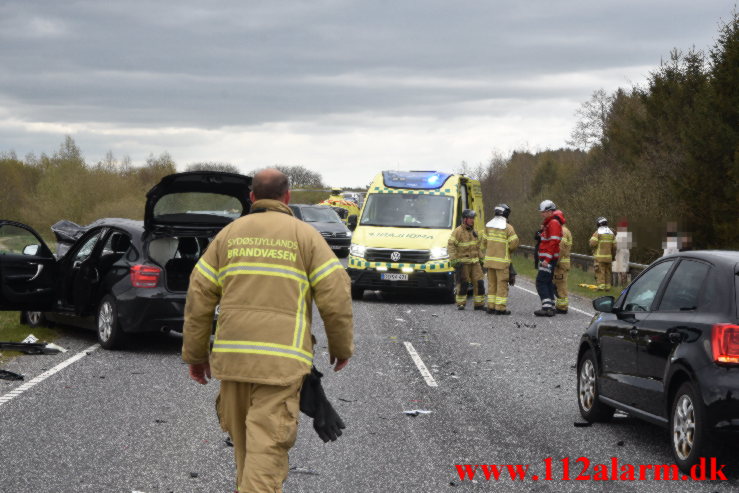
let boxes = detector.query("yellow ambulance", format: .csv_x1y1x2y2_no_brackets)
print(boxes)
347,170,485,300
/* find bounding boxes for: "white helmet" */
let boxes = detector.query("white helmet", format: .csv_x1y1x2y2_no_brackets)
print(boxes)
538,200,556,212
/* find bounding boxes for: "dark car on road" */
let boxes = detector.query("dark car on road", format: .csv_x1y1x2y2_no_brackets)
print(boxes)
289,204,352,258
0,171,251,349
576,250,739,472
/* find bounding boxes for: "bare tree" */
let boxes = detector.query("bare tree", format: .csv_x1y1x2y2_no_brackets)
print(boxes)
567,89,614,150
186,162,240,174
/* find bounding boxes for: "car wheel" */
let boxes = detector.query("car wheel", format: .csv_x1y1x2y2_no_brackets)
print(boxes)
671,381,714,473
22,311,48,328
97,295,125,350
577,350,615,422
351,285,364,300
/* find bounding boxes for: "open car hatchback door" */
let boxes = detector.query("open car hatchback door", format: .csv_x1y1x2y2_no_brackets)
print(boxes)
0,221,57,311
144,171,252,235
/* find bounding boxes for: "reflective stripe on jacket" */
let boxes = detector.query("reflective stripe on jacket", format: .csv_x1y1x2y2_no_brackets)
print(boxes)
182,199,354,386
589,227,615,263
448,225,481,263
481,223,519,269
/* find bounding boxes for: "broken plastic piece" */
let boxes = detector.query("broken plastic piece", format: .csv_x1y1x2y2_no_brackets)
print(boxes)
289,466,320,476
0,341,66,355
403,409,432,417
0,369,24,381
573,421,592,427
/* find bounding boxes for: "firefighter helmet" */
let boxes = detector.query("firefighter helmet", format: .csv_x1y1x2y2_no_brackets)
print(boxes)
494,203,511,218
462,209,476,219
597,216,608,226
538,200,556,212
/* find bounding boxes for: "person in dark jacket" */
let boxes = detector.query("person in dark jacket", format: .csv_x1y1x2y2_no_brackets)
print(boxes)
534,200,565,317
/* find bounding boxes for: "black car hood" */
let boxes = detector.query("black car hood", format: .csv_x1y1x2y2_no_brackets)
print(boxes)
144,171,252,233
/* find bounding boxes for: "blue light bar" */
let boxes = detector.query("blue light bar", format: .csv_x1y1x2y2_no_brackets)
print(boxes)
382,171,452,190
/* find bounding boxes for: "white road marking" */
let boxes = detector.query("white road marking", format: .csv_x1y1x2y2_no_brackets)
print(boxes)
513,285,594,317
0,343,100,408
404,341,438,387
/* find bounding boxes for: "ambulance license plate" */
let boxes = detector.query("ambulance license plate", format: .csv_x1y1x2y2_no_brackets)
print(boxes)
381,273,408,281
330,245,343,250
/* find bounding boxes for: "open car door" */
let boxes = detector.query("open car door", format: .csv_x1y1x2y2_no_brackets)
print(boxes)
0,221,57,311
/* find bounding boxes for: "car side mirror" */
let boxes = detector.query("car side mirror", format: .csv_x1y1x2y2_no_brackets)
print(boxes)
23,244,40,256
592,296,616,313
347,215,357,231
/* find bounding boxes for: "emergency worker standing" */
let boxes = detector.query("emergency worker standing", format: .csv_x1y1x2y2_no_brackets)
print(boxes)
553,222,573,314
319,188,360,223
534,200,565,317
589,217,615,290
480,204,519,315
182,169,354,493
448,209,485,310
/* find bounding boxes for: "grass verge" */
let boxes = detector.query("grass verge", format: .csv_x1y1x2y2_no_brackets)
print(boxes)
0,311,59,365
511,253,625,302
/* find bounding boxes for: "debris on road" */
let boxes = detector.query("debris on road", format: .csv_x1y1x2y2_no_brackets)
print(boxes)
224,436,233,447
0,369,24,381
154,419,167,424
617,440,625,446
573,422,592,427
403,409,432,417
189,472,199,478
289,466,320,476
0,339,67,355
337,397,355,403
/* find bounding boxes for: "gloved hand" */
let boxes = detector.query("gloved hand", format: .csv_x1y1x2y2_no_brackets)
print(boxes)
450,259,460,268
508,263,517,286
300,367,346,443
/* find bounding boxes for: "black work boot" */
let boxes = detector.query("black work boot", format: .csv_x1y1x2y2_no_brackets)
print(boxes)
534,307,556,317
487,307,496,314
474,305,486,311
556,308,568,314
497,309,511,315
457,305,465,310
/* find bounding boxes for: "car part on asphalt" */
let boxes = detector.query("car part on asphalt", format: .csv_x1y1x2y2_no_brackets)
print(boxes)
0,341,66,355
0,369,24,380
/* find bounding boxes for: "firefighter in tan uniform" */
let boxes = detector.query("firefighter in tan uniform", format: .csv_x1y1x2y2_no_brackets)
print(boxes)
448,209,485,310
589,216,615,290
553,223,572,314
182,169,354,493
480,204,519,315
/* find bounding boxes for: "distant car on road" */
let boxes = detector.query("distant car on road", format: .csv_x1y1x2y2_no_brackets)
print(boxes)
0,171,251,349
289,204,352,258
576,250,739,472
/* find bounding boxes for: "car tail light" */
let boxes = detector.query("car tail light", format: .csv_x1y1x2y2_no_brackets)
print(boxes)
711,324,739,364
130,264,161,288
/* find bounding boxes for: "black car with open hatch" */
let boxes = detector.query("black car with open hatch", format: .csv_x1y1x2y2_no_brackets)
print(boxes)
0,171,251,349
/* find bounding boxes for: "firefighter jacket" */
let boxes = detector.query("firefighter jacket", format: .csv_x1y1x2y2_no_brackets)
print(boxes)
480,217,519,270
556,225,573,271
318,194,360,222
537,210,565,265
589,226,615,263
448,225,480,263
182,199,354,386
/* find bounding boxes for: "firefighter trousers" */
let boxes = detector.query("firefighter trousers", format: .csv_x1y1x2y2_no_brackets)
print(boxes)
594,261,612,290
455,262,485,307
486,267,510,310
216,378,302,493
553,266,569,310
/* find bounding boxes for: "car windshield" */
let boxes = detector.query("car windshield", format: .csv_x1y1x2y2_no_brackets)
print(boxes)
153,193,243,221
359,194,453,228
301,207,341,223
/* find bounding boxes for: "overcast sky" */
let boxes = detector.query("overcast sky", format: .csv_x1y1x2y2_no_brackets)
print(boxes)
0,1,733,187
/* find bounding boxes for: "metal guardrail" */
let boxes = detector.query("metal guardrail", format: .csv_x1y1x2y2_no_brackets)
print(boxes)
515,245,648,278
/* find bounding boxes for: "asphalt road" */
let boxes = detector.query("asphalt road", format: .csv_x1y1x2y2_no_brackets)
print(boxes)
0,275,737,493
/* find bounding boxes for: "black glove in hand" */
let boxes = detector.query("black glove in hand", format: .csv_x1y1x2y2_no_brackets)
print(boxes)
300,367,346,443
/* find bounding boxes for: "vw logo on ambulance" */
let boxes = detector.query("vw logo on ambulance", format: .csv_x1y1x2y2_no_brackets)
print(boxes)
390,251,401,262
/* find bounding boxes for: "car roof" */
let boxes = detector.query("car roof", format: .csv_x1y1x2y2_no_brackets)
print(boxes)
664,250,739,269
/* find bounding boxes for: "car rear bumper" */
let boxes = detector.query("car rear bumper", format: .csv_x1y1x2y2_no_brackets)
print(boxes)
115,289,187,333
347,267,454,291
324,237,351,251
699,364,739,433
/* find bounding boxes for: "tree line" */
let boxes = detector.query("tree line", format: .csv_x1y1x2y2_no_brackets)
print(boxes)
474,12,738,263
0,137,336,237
